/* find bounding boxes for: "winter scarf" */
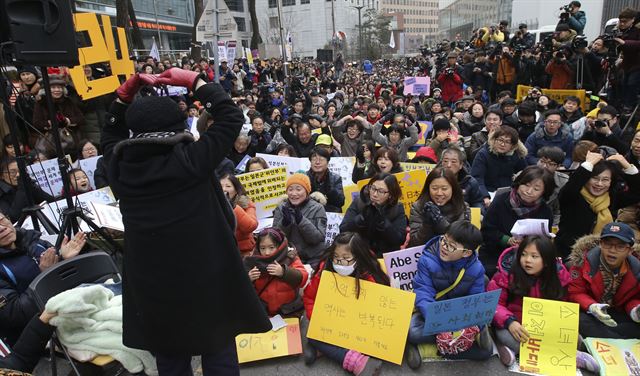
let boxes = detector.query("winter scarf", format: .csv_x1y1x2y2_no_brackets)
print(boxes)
509,188,542,218
598,256,627,305
243,228,295,272
579,187,613,235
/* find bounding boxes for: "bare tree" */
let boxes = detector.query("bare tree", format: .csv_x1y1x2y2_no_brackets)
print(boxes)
127,0,145,50
190,0,205,58
248,0,261,50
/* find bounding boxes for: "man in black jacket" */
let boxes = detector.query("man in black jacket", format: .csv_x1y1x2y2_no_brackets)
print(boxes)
0,157,54,223
102,71,270,375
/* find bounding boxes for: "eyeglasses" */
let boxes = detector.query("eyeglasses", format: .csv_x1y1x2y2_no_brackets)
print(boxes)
544,120,562,126
441,236,470,253
538,159,559,168
589,176,612,184
495,137,512,145
333,256,356,266
600,241,630,253
369,186,389,195
3,169,19,177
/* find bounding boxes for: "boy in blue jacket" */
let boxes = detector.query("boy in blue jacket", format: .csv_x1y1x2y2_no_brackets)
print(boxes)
405,220,492,369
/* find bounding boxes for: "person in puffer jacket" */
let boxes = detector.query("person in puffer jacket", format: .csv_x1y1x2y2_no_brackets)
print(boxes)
219,173,258,255
244,227,308,316
486,236,599,372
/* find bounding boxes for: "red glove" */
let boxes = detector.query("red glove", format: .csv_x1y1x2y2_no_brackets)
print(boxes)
157,68,201,91
435,326,480,355
116,74,158,103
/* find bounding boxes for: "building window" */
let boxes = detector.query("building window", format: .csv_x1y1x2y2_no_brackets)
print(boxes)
269,16,279,28
224,0,244,12
235,17,246,32
268,0,277,8
282,0,295,5
301,0,310,3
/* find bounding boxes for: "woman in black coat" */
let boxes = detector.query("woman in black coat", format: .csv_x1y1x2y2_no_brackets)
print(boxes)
340,172,407,257
556,151,640,260
101,71,270,374
479,166,555,277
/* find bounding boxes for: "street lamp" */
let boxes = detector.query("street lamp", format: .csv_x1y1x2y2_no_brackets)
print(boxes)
351,5,364,62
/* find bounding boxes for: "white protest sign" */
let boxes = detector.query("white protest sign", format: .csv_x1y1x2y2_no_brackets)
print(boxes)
325,212,344,245
382,245,424,290
42,187,116,232
257,154,355,186
78,156,100,190
89,201,124,232
26,158,63,196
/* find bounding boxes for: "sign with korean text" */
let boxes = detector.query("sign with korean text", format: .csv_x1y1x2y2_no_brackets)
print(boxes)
399,162,435,173
325,212,344,245
256,153,355,186
79,156,101,190
235,318,302,363
585,337,640,376
421,290,501,336
382,246,423,290
237,167,287,219
516,85,587,112
43,187,116,232
26,158,64,197
357,170,427,217
307,271,415,364
69,13,135,100
519,297,579,375
403,76,431,95
226,40,237,62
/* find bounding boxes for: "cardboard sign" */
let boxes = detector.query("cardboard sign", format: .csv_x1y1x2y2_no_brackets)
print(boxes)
416,121,433,145
403,76,431,95
585,337,640,376
357,170,427,217
69,13,134,100
236,167,288,219
398,162,435,173
307,271,415,364
227,40,237,62
235,317,302,363
382,246,423,290
78,156,101,190
256,153,355,186
26,158,63,196
421,290,501,336
470,207,481,229
519,297,580,375
342,184,360,214
325,212,344,245
516,85,587,111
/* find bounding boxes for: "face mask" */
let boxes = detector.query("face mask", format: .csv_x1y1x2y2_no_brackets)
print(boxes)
333,263,356,276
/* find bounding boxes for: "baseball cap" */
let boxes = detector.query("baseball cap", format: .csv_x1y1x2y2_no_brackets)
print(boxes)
600,222,635,245
315,134,333,146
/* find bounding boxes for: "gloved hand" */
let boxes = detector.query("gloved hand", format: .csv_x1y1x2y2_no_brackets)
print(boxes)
631,305,640,323
355,145,366,164
293,206,303,224
354,214,367,229
281,206,295,227
116,73,158,103
375,218,389,232
423,201,444,224
157,68,201,91
588,304,618,327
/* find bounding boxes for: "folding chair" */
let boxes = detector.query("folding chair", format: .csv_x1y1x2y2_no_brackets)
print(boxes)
28,251,121,376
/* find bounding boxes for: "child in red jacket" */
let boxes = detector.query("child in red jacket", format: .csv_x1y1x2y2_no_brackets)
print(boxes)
488,235,598,372
243,227,308,316
568,222,640,340
302,232,389,375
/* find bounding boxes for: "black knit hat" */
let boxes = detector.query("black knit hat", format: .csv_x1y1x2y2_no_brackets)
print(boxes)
17,65,39,77
125,96,187,135
433,118,451,132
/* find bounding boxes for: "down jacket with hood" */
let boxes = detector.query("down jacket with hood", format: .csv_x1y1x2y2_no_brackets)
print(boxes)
244,240,308,316
413,236,486,318
487,246,571,329
524,123,574,168
232,195,258,254
567,234,640,315
470,132,528,198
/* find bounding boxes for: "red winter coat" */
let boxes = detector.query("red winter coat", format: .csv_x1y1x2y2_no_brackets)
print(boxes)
253,253,308,316
567,235,640,314
488,246,571,329
545,60,575,89
437,70,463,104
232,195,258,255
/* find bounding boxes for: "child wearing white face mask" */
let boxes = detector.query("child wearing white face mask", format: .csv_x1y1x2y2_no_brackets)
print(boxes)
301,232,390,375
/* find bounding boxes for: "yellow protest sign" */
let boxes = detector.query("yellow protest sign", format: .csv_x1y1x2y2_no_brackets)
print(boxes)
342,184,360,214
519,297,579,375
307,271,415,364
237,167,287,219
399,162,435,173
516,85,587,111
470,207,481,229
585,338,640,376
235,318,302,363
68,13,135,100
357,170,427,217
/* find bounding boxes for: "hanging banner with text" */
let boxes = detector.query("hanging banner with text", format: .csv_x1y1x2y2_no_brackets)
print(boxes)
519,297,579,376
357,169,427,217
421,290,501,336
237,167,288,219
307,271,415,364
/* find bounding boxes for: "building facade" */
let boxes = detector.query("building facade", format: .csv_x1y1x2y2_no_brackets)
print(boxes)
438,0,512,43
379,0,440,51
601,0,640,24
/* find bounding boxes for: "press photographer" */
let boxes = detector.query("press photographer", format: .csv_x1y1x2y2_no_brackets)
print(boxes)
611,7,640,113
559,0,587,35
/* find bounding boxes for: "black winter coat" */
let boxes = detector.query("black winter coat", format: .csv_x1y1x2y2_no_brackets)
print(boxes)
0,229,50,346
307,170,345,213
556,164,640,259
101,83,270,354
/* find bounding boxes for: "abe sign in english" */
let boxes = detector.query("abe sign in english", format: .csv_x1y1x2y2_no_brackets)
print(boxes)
382,246,424,290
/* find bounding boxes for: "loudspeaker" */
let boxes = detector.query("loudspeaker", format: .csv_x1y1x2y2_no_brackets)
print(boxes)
316,49,333,63
0,0,79,66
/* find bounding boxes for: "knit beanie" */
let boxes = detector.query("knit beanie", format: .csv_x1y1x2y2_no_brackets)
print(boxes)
286,173,311,194
433,118,451,132
17,65,39,77
125,96,188,135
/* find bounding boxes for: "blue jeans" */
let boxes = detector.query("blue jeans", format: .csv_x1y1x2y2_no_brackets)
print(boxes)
308,338,348,364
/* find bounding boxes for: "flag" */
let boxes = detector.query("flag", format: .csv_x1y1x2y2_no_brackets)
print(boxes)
150,39,160,60
389,31,395,49
285,31,293,61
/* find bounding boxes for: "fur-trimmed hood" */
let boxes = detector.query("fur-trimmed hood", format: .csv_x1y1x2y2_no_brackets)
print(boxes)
568,234,640,267
487,130,527,158
113,131,195,156
532,122,572,141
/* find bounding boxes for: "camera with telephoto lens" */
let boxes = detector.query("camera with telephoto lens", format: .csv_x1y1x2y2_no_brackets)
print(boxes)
594,120,607,128
445,68,454,75
572,35,588,50
600,32,621,59
555,51,565,63
559,4,571,20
